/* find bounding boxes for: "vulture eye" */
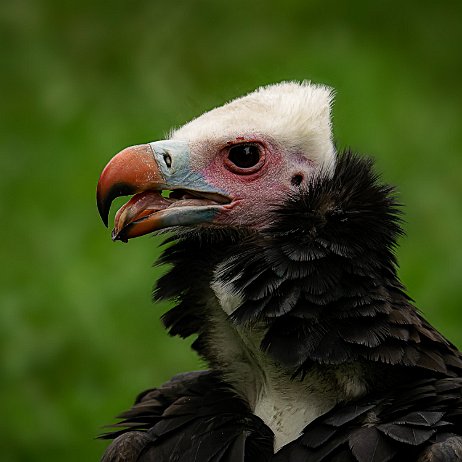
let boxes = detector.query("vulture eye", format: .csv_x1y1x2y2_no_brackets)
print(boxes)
225,143,264,174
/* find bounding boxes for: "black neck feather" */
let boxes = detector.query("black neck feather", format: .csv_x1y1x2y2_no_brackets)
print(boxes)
154,151,462,378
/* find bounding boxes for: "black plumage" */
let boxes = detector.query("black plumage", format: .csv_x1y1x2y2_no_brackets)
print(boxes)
274,377,462,461
100,151,462,461
102,372,273,462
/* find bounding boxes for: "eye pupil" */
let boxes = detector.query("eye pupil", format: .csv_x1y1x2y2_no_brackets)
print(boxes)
228,144,260,169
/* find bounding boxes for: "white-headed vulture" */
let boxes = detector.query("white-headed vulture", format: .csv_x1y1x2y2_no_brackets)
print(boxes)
96,82,462,461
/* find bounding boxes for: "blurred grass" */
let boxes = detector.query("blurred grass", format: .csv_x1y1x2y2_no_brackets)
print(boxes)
1,0,461,460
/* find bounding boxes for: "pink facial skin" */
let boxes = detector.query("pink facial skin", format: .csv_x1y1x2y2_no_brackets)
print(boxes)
194,135,316,230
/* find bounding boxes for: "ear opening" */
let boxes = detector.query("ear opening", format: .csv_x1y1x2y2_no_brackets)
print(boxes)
291,174,304,187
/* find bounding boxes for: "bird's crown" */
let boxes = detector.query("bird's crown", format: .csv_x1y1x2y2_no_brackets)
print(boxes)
172,81,335,168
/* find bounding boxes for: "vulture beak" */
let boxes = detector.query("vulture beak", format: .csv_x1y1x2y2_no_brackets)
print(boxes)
96,140,230,242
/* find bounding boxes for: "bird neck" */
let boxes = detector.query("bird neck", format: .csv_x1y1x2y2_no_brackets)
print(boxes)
201,291,369,451
155,152,462,386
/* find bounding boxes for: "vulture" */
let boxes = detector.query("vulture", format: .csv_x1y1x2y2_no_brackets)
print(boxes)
96,82,462,461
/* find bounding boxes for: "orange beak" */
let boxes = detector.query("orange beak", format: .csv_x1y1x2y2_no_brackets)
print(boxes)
96,140,230,242
97,144,163,227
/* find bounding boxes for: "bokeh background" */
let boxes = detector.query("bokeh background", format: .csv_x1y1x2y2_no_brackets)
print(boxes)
2,1,462,460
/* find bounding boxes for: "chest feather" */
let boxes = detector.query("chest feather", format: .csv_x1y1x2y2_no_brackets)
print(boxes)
209,279,367,451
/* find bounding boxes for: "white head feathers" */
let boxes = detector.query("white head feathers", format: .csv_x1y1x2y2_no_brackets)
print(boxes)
171,81,336,170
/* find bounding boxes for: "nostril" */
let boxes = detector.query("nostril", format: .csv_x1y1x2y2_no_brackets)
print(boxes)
163,153,172,169
163,153,172,168
162,152,172,168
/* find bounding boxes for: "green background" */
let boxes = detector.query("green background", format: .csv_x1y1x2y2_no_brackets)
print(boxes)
2,1,461,460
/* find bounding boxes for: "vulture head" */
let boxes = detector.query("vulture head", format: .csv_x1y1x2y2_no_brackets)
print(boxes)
97,82,335,240
97,82,462,458
95,80,413,376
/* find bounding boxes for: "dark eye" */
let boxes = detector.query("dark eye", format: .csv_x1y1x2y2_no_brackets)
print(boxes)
228,144,261,169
